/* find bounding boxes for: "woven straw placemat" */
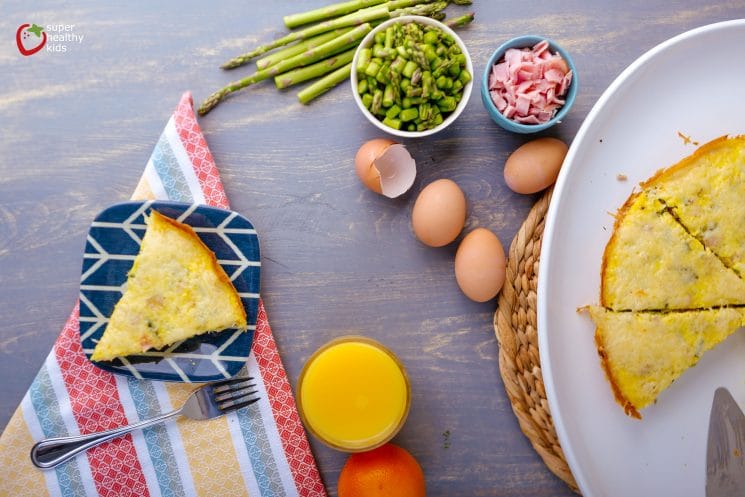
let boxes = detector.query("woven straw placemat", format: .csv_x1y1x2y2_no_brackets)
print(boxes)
493,187,580,493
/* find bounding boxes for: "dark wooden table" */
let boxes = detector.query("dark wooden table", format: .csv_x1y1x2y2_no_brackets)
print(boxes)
2,2,744,495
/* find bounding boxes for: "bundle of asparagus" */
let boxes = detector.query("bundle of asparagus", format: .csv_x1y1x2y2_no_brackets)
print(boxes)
198,0,474,116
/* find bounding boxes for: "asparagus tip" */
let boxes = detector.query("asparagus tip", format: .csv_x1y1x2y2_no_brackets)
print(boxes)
445,12,475,28
198,89,229,116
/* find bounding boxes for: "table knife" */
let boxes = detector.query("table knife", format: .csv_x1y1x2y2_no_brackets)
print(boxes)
706,387,745,497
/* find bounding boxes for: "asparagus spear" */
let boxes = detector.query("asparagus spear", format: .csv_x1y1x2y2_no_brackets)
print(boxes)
390,1,448,19
223,0,435,70
200,23,372,115
288,1,453,105
385,0,435,10
275,47,357,89
298,62,353,104
256,28,354,70
257,15,388,71
283,0,432,30
293,2,457,106
221,5,388,69
283,0,386,29
445,12,474,28
259,4,427,72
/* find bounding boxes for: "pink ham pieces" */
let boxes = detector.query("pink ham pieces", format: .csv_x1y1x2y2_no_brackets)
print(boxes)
489,40,573,125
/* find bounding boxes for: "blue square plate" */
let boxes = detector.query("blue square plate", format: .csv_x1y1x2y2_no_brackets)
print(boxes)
79,201,261,382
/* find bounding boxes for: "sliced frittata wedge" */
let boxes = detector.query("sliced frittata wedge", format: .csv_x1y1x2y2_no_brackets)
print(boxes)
644,135,745,276
91,211,246,361
587,306,745,419
601,190,745,310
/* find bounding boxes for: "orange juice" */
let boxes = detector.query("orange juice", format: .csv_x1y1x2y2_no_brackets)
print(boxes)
297,336,410,452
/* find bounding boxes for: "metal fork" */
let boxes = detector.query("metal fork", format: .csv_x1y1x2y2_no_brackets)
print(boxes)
30,376,259,469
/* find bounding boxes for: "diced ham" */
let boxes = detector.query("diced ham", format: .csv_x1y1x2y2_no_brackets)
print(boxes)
488,40,572,125
534,79,552,92
526,91,544,106
543,102,560,113
544,68,565,83
546,57,569,73
490,62,509,88
533,39,549,57
515,95,531,116
517,70,533,83
516,80,534,94
513,114,542,124
504,48,523,67
503,104,516,119
558,70,573,96
490,90,507,112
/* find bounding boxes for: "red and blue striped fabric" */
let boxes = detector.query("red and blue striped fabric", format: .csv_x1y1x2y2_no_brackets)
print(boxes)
0,92,326,497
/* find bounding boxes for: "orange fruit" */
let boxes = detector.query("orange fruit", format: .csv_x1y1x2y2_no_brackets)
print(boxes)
337,443,426,497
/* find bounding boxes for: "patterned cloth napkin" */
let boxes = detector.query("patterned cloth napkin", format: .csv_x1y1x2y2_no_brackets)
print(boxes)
0,92,326,497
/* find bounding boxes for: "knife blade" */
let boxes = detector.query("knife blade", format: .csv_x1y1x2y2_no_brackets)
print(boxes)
706,387,745,497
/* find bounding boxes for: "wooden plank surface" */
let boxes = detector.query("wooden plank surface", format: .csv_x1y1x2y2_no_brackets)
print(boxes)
2,2,744,495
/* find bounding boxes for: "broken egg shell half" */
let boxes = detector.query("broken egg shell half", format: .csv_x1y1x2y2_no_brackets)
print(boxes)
354,139,416,198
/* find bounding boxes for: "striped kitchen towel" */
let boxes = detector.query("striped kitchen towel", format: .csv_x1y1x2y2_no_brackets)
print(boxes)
0,92,327,497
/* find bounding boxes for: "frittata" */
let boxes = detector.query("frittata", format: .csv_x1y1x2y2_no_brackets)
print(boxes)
644,135,745,276
588,306,745,419
91,211,247,362
601,190,745,310
588,135,745,419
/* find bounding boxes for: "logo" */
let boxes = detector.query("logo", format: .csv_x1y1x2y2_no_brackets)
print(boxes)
16,23,46,56
16,23,85,56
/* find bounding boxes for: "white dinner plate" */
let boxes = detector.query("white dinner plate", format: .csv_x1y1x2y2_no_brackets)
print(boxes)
538,20,745,497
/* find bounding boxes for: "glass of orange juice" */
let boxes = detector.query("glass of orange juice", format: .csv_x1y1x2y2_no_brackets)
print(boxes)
297,336,411,452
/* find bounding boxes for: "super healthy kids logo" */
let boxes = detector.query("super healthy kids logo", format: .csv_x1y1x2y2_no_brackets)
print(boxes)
16,23,84,56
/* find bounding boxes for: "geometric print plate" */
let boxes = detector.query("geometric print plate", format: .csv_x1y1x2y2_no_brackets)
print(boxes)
79,201,260,382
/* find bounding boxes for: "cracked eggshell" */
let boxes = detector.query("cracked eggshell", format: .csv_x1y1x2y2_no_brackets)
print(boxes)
355,139,416,198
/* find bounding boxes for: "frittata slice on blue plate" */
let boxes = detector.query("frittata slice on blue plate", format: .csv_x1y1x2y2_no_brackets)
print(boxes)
91,211,246,362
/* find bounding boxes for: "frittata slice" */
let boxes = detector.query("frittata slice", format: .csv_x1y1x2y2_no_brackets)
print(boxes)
91,211,247,361
644,135,745,276
601,190,745,310
588,306,745,418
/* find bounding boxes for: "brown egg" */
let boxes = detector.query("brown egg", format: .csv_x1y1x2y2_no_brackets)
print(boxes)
411,179,467,247
454,228,506,302
504,137,568,194
355,139,416,198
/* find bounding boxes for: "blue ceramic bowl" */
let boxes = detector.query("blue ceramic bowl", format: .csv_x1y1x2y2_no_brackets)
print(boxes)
481,35,578,134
